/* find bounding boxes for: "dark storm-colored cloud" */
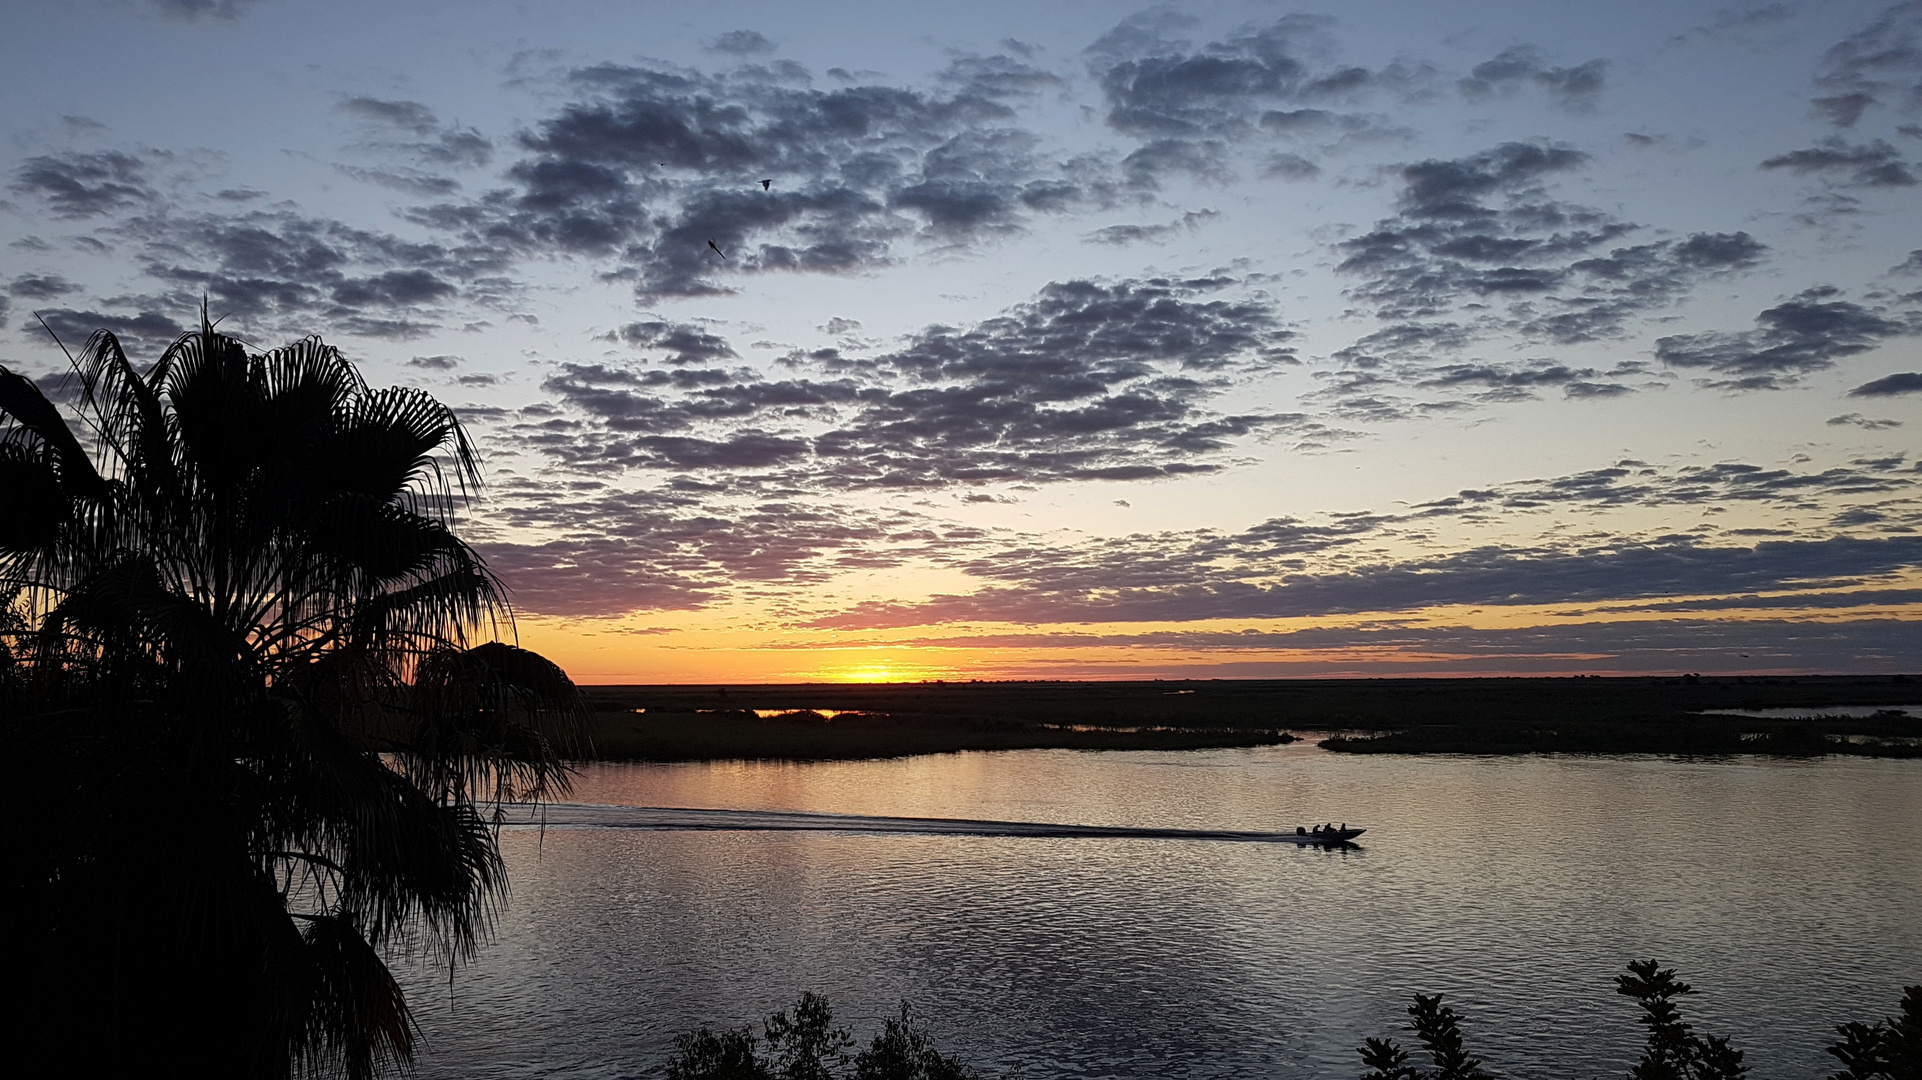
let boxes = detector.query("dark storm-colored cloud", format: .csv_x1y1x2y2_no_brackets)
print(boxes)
1656,288,1918,387
1811,1,1922,127
411,54,1086,298
11,151,157,218
1761,137,1917,186
523,277,1303,487
1457,46,1608,109
1852,371,1922,395
1085,13,1430,183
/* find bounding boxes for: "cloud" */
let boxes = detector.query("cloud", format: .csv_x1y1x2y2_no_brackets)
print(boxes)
526,277,1303,487
1810,1,1922,127
8,274,80,300
604,319,741,365
118,207,511,340
28,308,187,353
409,54,1084,298
1085,13,1429,182
853,615,1922,676
1458,46,1608,109
1083,209,1217,245
332,166,463,196
407,354,463,370
340,96,440,135
10,151,157,218
1829,412,1904,428
1656,288,1918,387
469,438,1919,623
706,30,777,56
1851,371,1922,395
1333,144,1761,340
1761,137,1917,186
149,0,259,21
1315,143,1768,414
811,534,1922,629
475,481,978,617
338,96,493,176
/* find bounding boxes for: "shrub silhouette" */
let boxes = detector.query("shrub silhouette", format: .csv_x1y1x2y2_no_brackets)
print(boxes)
1359,993,1493,1080
1361,961,1750,1080
668,993,979,1080
1827,985,1922,1080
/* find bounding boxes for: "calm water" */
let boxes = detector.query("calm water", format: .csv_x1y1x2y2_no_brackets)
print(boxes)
405,744,1921,1079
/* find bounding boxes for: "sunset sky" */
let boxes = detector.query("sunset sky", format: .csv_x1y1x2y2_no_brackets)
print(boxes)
3,0,1920,682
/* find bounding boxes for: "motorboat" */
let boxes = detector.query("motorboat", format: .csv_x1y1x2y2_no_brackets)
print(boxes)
1283,826,1366,844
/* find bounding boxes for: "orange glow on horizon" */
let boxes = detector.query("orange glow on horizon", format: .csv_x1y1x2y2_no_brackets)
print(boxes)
507,578,1922,685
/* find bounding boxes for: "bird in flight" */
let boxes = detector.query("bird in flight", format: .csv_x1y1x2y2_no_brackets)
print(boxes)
760,178,773,190
707,239,726,259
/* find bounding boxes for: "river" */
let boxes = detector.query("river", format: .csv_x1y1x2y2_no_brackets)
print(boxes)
404,742,1921,1078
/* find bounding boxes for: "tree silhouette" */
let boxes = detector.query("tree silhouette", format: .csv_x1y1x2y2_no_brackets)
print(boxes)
1,315,580,1078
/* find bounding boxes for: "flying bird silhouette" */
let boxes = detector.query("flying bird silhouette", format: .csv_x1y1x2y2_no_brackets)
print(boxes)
760,178,772,190
706,239,726,259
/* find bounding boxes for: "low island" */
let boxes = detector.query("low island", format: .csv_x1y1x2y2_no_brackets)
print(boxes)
577,674,1922,762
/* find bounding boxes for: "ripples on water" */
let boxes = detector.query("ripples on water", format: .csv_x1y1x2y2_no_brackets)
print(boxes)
405,744,1922,1079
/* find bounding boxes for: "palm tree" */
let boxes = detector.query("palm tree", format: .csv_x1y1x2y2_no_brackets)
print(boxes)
1,312,581,1078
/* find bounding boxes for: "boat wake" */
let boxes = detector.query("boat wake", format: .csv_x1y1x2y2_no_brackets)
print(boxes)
500,803,1361,845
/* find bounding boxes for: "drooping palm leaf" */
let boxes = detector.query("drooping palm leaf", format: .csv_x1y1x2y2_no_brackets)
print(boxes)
0,318,579,1079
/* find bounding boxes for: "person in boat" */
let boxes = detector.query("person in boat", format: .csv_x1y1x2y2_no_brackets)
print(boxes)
1297,826,1307,835
1311,824,1322,834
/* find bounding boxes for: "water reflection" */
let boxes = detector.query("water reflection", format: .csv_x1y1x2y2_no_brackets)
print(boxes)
407,744,1921,1080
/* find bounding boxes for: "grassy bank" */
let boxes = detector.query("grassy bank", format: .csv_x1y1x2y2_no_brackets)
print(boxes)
582,706,1291,761
572,676,1921,761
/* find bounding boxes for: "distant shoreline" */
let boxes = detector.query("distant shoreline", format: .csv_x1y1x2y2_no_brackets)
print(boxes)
574,676,1922,762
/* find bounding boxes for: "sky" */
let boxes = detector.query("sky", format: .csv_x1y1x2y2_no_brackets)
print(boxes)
2,0,1920,683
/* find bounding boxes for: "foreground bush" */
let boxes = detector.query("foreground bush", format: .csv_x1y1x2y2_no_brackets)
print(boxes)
669,992,980,1080
1361,961,1920,1080
1828,985,1922,1080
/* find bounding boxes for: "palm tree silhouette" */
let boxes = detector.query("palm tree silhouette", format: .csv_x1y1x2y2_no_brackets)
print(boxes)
1,311,581,1078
